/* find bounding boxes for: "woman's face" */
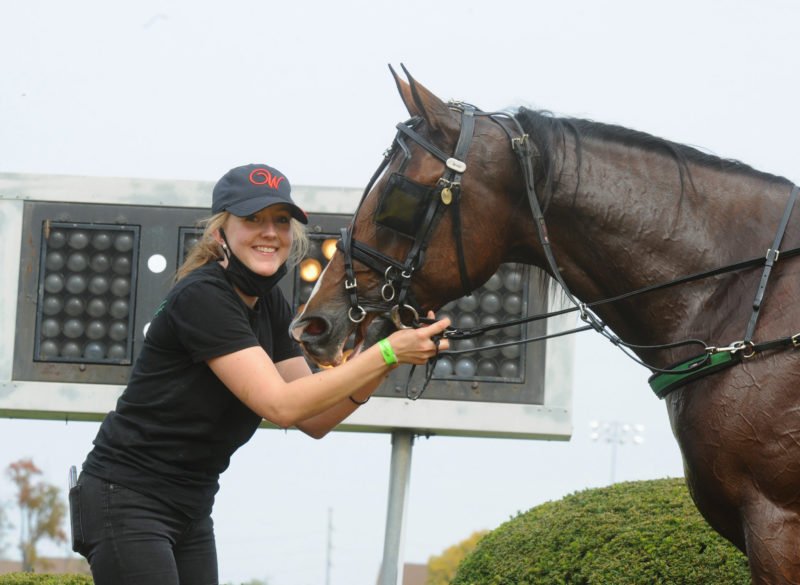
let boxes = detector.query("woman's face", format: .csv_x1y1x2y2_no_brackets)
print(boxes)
219,205,294,276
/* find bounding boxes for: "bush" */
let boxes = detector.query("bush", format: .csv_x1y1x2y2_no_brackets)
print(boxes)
452,478,750,585
0,575,93,585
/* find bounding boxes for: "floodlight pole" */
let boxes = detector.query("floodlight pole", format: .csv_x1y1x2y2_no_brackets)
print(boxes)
589,420,646,484
379,430,415,585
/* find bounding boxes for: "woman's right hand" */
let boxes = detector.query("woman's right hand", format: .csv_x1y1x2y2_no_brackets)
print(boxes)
385,312,451,366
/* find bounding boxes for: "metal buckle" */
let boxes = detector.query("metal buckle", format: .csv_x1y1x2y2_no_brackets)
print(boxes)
791,333,800,348
512,134,532,156
447,100,466,112
344,279,357,290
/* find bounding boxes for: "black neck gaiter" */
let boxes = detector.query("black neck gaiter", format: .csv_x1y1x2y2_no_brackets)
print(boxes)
219,228,287,298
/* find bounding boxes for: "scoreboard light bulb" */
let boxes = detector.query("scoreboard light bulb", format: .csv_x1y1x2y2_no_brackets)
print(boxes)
299,258,323,282
321,238,338,260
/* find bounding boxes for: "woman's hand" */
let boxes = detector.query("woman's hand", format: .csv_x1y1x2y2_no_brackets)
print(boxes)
386,311,451,365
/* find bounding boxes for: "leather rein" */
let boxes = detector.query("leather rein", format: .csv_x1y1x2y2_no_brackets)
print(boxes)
338,102,800,398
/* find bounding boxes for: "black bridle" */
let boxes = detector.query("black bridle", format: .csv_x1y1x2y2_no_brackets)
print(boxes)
338,100,611,340
338,101,800,397
339,103,480,329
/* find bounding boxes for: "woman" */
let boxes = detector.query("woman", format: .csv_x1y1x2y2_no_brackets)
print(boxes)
70,163,450,585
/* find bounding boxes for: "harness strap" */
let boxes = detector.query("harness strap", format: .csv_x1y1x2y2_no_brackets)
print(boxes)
744,185,800,342
514,137,570,296
395,122,452,163
449,106,475,296
650,329,800,398
338,227,365,322
339,144,396,320
512,134,604,335
396,192,448,306
345,239,405,273
649,351,742,398
451,191,471,294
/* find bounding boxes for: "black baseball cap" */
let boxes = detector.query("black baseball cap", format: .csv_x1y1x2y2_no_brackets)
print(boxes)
212,163,308,224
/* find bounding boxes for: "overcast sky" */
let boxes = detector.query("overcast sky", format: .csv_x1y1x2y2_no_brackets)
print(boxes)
1,1,799,584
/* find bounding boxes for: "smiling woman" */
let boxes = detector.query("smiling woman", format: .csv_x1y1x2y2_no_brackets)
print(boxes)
217,207,297,307
69,162,451,585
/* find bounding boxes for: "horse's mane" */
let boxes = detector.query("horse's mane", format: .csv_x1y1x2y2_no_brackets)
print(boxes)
514,107,789,205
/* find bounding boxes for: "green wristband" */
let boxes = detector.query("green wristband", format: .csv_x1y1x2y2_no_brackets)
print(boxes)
378,338,398,366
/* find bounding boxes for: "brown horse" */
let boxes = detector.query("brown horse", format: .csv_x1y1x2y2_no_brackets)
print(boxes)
290,66,800,583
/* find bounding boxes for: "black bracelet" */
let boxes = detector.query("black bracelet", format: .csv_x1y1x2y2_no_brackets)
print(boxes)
349,395,370,405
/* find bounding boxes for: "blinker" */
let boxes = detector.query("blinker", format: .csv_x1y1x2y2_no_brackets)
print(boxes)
375,172,436,237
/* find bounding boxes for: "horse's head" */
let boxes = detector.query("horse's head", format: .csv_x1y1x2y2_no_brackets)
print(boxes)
291,66,529,367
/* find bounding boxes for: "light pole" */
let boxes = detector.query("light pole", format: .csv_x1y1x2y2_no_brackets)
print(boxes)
589,420,645,484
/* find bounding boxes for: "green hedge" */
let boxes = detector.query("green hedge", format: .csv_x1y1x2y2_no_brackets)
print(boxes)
0,575,92,585
452,478,750,585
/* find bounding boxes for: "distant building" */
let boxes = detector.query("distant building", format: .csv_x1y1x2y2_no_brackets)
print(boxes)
402,563,429,585
375,562,429,585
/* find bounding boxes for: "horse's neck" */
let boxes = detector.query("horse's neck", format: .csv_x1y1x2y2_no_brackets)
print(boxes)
544,135,793,356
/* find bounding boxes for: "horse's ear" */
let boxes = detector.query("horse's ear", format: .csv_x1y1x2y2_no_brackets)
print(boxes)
389,64,459,136
389,64,419,117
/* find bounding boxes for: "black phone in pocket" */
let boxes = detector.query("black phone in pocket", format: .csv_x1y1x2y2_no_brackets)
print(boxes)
67,465,84,553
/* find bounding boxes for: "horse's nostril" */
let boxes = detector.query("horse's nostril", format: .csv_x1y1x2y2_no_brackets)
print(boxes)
302,317,328,338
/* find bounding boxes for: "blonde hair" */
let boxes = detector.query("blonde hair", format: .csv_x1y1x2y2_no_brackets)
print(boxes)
175,211,310,282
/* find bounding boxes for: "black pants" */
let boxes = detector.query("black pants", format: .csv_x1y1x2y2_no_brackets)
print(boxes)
70,472,218,585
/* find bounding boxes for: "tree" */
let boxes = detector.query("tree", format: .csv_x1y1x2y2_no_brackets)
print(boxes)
6,458,67,572
426,530,488,585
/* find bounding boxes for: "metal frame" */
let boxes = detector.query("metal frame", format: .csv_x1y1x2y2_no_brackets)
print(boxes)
14,200,208,384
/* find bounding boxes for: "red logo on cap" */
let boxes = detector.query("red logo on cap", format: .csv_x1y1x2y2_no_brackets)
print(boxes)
249,168,285,190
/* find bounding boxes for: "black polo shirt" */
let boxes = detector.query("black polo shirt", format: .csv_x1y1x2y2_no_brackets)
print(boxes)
83,262,302,518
